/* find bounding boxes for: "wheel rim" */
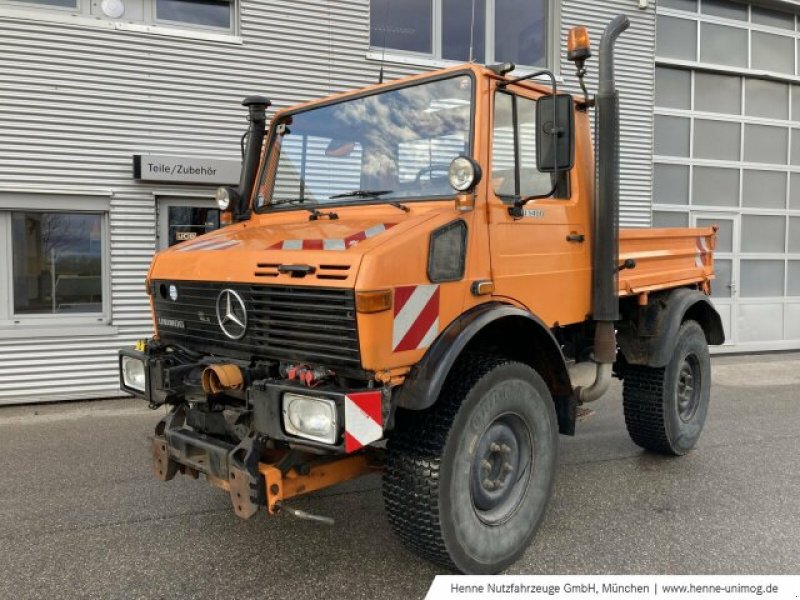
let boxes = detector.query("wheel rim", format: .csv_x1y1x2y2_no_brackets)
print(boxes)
677,354,701,423
469,413,533,525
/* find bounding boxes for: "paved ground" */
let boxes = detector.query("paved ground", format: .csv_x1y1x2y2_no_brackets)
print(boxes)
0,353,798,600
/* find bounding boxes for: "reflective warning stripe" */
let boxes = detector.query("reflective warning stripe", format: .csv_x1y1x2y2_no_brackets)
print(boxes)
392,284,440,352
269,223,396,251
695,236,709,268
178,239,241,252
344,391,383,453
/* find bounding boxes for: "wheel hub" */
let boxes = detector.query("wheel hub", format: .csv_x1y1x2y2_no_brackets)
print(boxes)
677,354,701,422
470,414,533,524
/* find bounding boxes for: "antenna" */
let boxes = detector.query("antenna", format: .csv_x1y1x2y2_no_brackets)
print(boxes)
378,0,389,83
468,0,477,62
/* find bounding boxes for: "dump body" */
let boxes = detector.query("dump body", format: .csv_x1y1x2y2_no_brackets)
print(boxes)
619,226,716,297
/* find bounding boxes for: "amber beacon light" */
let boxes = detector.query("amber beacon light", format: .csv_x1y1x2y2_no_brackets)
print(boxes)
567,26,592,63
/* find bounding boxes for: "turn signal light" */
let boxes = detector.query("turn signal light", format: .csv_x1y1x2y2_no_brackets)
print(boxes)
567,26,592,63
355,289,393,314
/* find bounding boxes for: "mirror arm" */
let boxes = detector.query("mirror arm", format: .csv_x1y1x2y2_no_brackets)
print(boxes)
502,69,560,218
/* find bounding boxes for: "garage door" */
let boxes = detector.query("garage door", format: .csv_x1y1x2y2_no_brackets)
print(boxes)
653,0,800,352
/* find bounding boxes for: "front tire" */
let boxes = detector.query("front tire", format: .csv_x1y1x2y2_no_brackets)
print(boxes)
383,356,558,574
623,320,711,455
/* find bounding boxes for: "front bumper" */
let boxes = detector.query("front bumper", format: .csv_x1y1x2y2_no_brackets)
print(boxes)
151,406,378,519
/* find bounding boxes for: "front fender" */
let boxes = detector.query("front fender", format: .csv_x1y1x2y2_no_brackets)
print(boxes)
393,302,571,412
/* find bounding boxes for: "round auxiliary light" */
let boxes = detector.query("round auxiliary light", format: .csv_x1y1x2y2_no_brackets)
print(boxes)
215,186,232,211
168,284,178,302
448,156,482,192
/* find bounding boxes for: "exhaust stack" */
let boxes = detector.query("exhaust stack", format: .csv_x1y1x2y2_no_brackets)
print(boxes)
237,95,271,218
577,15,630,404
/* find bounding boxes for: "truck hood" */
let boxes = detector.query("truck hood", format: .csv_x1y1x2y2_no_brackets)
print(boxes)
150,210,437,287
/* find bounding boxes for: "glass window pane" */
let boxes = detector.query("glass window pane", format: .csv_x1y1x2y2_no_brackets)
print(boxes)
701,0,747,20
789,261,800,295
742,215,786,253
655,67,691,109
744,124,788,164
370,0,432,54
661,0,696,11
694,119,741,161
167,206,220,247
745,79,789,120
742,170,787,209
792,174,800,209
697,218,733,253
14,0,77,7
492,93,516,196
657,16,697,60
442,0,486,62
692,166,739,207
740,260,785,297
517,97,550,197
792,87,800,122
751,32,795,74
494,0,548,66
789,217,800,253
751,6,795,30
653,211,689,227
791,130,800,166
710,258,733,298
654,164,689,204
12,212,104,315
700,23,748,68
694,72,741,114
655,115,691,157
156,0,230,28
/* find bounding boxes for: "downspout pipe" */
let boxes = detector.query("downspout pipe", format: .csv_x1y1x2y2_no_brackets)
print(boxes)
237,95,271,219
578,15,630,404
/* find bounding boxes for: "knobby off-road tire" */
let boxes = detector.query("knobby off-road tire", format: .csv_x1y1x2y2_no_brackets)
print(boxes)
383,356,559,574
623,320,711,456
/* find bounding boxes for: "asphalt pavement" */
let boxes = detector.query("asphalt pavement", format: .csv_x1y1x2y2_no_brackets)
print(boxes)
0,353,798,599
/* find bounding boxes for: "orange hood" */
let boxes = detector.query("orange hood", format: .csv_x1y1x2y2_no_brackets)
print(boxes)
149,208,440,287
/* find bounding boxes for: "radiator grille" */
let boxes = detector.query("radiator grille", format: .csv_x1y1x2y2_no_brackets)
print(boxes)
152,281,361,368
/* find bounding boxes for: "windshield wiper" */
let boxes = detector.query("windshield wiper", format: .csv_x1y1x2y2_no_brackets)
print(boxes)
329,189,393,200
328,190,410,213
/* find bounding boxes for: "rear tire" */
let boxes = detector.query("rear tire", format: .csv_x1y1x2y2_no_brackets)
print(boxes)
383,356,558,574
623,320,711,455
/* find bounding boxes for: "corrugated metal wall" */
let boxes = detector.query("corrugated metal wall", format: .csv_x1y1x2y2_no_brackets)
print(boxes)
561,0,656,227
0,0,656,404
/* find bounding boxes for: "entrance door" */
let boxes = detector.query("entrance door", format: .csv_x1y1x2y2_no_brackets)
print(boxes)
157,197,220,250
691,212,738,346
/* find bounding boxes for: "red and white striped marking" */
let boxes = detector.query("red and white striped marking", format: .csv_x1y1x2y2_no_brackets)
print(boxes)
269,223,396,251
344,391,383,453
392,284,440,353
178,238,241,252
695,236,710,268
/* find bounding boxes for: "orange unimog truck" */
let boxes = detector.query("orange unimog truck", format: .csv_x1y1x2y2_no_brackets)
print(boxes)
120,16,724,573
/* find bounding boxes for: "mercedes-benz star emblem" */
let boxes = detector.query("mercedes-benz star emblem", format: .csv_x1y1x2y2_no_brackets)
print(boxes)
216,289,248,340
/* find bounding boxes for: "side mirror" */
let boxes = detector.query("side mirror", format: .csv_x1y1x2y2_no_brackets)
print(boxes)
536,94,575,173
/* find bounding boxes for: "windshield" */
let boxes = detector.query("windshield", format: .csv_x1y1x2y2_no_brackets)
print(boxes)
255,74,473,210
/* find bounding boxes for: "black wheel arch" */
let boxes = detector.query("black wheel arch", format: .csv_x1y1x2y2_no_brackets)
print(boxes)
393,302,576,434
617,287,725,369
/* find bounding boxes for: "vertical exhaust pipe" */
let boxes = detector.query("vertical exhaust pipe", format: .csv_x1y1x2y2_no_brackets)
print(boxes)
236,95,271,218
578,15,630,404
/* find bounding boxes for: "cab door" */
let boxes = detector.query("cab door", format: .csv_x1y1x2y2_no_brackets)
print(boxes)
487,87,591,327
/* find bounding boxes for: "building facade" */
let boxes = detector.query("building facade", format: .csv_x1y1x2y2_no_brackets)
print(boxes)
0,0,790,405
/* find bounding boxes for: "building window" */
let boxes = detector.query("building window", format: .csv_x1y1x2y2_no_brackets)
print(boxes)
0,210,109,325
370,0,551,68
0,0,237,34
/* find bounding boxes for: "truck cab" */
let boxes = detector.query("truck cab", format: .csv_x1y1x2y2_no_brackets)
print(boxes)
120,16,724,574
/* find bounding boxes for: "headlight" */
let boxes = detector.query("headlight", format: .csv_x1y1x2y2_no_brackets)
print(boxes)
282,393,337,444
215,186,233,211
121,356,146,393
448,156,482,192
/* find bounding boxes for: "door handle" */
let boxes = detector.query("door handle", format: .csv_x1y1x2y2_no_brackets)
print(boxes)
566,232,585,243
